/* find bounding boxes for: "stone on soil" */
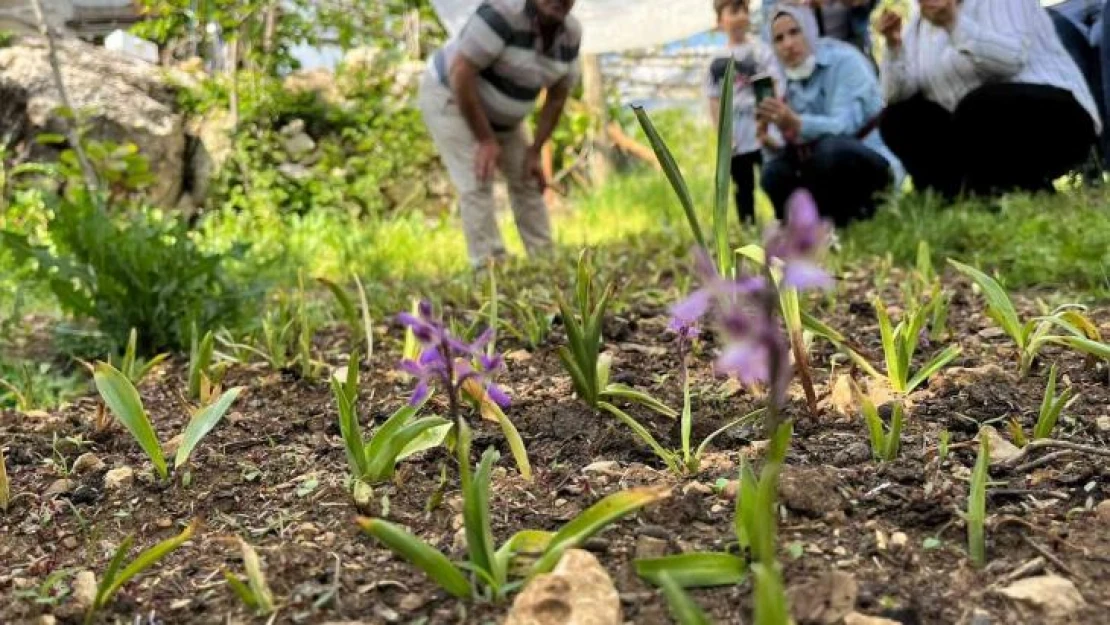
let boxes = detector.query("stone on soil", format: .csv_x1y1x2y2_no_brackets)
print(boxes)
71,453,104,475
788,571,857,625
71,571,97,611
104,466,134,491
997,575,1086,621
504,549,621,625
843,613,901,625
779,466,847,516
977,426,1021,466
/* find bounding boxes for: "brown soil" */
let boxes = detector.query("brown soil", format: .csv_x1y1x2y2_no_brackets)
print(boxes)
1,267,1108,625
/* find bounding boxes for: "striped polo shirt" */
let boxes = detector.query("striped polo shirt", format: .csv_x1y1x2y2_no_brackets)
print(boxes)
433,0,583,131
882,0,1102,132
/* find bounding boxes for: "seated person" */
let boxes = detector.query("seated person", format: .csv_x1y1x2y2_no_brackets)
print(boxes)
878,0,1101,199
1046,0,1110,164
757,5,899,227
761,0,879,57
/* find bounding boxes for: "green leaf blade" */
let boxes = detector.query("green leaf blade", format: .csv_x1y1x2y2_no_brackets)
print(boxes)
636,552,747,588
93,363,167,479
175,387,244,469
356,518,471,599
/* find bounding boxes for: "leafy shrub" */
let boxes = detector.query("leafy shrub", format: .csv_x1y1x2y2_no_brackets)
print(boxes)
1,189,262,353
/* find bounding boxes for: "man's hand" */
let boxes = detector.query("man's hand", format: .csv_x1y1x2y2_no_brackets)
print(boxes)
475,138,501,183
757,98,802,137
878,10,903,51
525,146,546,189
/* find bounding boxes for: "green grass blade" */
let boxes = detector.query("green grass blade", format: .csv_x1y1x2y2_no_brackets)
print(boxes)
188,330,215,400
735,458,758,549
332,376,368,480
92,535,134,613
531,483,671,577
884,403,904,461
0,448,9,512
557,346,594,406
874,299,902,391
968,432,990,567
602,384,679,419
352,273,374,362
364,401,424,478
1054,335,1110,361
853,381,886,460
906,344,962,393
494,530,554,580
101,519,197,607
694,409,766,460
635,552,747,588
395,419,453,462
948,260,1024,347
714,58,736,277
223,571,258,610
599,401,678,472
368,416,448,482
175,387,244,469
631,106,706,248
93,362,167,480
751,563,790,625
800,310,883,378
238,537,274,614
122,328,138,381
481,400,533,481
658,572,714,625
465,448,500,587
356,518,471,599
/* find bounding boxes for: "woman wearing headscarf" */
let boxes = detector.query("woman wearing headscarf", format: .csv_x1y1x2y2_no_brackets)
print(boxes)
760,0,879,58
757,5,899,226
878,0,1101,198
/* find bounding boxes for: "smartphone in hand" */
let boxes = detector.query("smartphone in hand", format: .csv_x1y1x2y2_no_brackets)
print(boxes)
752,74,775,105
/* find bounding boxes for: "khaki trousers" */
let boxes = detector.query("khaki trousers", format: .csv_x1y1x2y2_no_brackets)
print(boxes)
417,69,553,267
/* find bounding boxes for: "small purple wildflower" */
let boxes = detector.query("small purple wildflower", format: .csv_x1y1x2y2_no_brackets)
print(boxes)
668,188,832,420
398,302,510,412
764,190,834,291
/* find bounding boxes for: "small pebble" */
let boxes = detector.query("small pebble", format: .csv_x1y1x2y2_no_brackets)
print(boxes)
890,532,909,551
682,482,712,496
156,518,173,529
62,536,79,550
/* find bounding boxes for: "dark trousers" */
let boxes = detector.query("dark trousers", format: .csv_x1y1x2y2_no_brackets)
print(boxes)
731,150,763,224
1048,1,1110,160
761,136,891,227
880,85,1096,199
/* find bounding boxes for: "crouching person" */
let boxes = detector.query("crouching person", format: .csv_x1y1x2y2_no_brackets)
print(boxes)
757,6,900,227
418,0,581,267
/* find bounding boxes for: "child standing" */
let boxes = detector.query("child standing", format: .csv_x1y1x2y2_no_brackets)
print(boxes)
706,0,780,223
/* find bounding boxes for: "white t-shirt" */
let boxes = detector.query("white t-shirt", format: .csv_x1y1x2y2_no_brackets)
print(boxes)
704,40,780,155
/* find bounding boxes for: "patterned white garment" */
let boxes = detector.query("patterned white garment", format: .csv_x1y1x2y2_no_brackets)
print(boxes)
882,0,1102,132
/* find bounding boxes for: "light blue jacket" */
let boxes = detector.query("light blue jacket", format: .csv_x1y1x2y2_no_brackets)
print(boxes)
767,38,904,184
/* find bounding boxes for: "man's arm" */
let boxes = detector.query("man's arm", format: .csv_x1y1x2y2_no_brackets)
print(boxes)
531,79,572,151
449,55,496,144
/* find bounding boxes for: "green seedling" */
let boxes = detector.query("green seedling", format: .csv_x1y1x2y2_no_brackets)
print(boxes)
318,272,374,364
358,421,669,602
938,430,951,461
330,351,451,487
0,447,9,512
852,380,905,461
93,362,243,480
224,537,275,616
187,326,228,402
967,431,990,567
752,562,790,625
658,572,714,625
558,251,675,418
873,295,961,394
1034,364,1077,440
949,260,1110,377
107,328,169,386
85,519,197,624
502,295,555,350
636,422,792,595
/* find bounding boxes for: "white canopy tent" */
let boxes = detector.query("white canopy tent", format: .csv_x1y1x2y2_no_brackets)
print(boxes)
430,0,773,54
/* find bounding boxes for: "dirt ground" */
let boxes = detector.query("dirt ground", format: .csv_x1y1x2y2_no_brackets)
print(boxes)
1,268,1108,624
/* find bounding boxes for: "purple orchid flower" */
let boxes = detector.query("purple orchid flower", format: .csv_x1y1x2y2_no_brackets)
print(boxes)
764,190,834,291
398,302,510,411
